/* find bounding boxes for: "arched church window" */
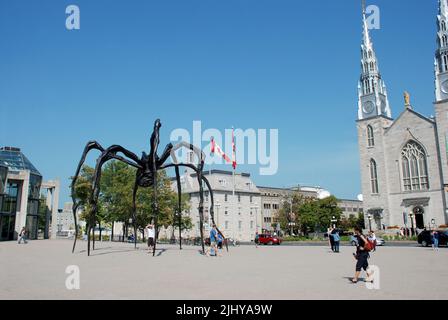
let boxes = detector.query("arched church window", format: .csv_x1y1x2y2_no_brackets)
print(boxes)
370,159,379,194
370,62,374,72
443,35,448,47
368,50,372,58
401,141,429,191
367,125,375,147
442,21,447,32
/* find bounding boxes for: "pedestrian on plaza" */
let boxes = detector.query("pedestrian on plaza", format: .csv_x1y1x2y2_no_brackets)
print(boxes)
146,224,155,253
368,230,377,252
332,229,340,253
351,227,373,284
207,224,218,257
254,232,259,248
328,227,335,252
217,232,223,250
432,230,439,251
17,227,28,244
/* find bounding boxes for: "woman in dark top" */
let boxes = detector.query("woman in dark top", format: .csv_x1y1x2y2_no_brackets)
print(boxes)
352,227,373,283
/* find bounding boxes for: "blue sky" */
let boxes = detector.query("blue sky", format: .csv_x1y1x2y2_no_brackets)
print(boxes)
0,0,440,205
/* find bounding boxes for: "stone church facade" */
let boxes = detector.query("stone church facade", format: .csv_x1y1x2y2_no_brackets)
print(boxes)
357,1,448,231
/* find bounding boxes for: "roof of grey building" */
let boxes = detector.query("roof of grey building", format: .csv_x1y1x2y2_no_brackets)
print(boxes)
172,170,260,194
0,147,41,176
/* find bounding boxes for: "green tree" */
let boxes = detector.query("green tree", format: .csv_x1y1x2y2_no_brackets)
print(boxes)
72,161,192,241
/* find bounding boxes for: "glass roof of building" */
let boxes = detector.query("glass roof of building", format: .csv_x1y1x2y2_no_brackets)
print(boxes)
0,147,41,176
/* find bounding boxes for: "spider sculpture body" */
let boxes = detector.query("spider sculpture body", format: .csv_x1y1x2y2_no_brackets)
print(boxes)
71,119,226,256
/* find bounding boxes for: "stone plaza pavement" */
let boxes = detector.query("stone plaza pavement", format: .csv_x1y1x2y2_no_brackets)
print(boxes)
1,239,447,300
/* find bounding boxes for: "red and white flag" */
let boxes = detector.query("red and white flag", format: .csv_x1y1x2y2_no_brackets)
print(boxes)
210,137,232,164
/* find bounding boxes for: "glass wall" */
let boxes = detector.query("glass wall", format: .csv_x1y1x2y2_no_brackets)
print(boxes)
0,166,7,210
1,182,19,240
26,174,42,240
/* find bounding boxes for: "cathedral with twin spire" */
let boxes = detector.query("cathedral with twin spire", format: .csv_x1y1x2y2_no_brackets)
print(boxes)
357,1,448,230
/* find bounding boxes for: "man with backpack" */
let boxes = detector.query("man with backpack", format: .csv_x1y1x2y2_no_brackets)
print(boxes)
351,227,374,283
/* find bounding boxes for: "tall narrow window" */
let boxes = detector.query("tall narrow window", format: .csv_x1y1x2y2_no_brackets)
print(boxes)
401,141,429,191
370,159,379,194
367,125,375,147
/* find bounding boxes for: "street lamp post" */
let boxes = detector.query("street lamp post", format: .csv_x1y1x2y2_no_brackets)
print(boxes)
367,214,372,232
431,218,436,230
215,201,221,228
331,216,337,229
409,213,415,236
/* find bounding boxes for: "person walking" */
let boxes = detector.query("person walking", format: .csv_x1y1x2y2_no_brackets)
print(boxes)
146,224,155,253
18,227,28,244
368,230,377,252
217,232,223,250
254,232,259,248
351,227,373,283
207,224,218,257
332,229,341,253
328,227,335,252
432,230,439,251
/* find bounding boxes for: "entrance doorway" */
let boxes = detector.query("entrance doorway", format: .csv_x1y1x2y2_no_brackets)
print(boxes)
413,206,425,229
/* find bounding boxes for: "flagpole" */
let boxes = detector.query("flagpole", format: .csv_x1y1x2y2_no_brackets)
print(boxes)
232,127,236,197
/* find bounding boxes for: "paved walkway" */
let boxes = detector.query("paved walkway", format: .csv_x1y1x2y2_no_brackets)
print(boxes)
1,240,447,300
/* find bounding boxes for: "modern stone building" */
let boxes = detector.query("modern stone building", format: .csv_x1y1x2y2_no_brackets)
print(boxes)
356,2,448,231
170,170,262,242
0,147,59,240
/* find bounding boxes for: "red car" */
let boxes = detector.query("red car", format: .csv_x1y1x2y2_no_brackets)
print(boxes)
256,234,282,245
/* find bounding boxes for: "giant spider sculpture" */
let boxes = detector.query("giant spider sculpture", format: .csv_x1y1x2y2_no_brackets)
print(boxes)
71,119,226,256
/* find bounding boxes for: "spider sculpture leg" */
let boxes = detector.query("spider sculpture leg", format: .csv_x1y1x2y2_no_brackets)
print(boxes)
71,141,105,253
162,141,230,255
196,169,206,255
132,180,139,249
174,165,182,250
86,145,142,256
202,175,228,252
152,169,158,257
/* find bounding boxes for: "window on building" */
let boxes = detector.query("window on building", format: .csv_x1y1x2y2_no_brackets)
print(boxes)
250,221,254,229
238,194,241,202
225,194,228,202
367,125,375,147
250,195,253,203
225,221,229,229
238,221,242,230
401,141,429,191
370,159,379,194
224,208,228,215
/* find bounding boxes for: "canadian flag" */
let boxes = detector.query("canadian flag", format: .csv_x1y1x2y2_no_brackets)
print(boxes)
210,137,232,164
